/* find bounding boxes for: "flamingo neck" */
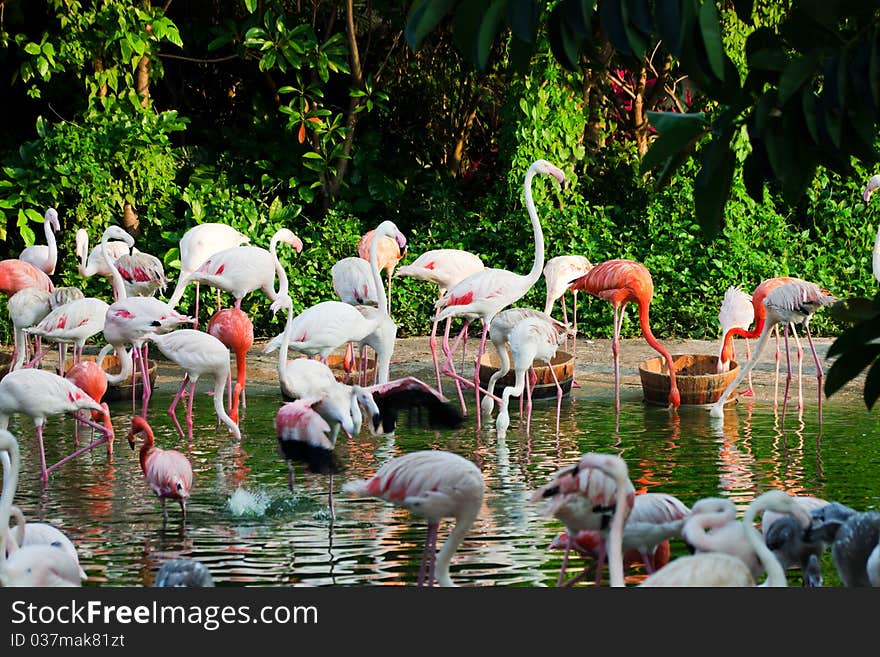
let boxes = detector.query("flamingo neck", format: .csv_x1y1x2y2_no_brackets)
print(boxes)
277,304,295,388
231,349,247,422
369,228,390,316
138,427,157,474
0,433,21,569
45,219,58,273
213,372,241,439
606,481,633,588
434,505,479,587
270,233,290,300
102,344,133,385
522,167,546,290
743,499,788,587
101,234,128,300
711,320,777,415
637,301,679,407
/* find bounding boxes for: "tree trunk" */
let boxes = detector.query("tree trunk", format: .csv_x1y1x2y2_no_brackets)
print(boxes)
633,62,648,157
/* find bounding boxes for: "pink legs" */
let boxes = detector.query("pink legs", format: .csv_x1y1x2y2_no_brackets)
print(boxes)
37,413,113,483
416,521,440,587
168,374,196,441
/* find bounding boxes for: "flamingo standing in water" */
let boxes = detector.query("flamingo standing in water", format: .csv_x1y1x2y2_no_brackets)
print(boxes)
543,254,592,351
0,430,83,586
569,259,680,410
207,308,254,420
144,329,241,441
0,368,114,482
532,452,635,587
641,490,811,587
19,208,61,276
176,227,302,312
343,450,484,587
711,279,836,421
127,416,193,524
549,491,690,586
395,248,485,393
432,159,564,426
357,227,406,314
166,223,251,328
716,285,756,393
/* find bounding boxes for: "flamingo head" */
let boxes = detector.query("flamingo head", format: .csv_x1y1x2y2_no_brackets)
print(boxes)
75,229,89,260
864,174,880,203
127,415,150,450
45,208,60,233
531,159,566,184
269,294,293,316
102,225,135,251
275,228,304,254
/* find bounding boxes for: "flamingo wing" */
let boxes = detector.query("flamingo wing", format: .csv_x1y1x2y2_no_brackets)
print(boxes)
364,376,464,435
275,399,338,474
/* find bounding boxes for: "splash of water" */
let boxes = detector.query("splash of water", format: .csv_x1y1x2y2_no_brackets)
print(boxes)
225,486,272,518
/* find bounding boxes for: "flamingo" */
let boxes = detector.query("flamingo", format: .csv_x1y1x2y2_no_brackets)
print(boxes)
0,368,114,482
717,277,810,406
396,248,485,391
432,159,564,426
493,314,569,439
127,416,194,524
175,227,302,312
114,247,168,298
74,227,132,287
863,173,880,282
331,257,379,306
532,452,635,587
50,286,85,309
5,505,87,581
549,491,690,586
166,222,251,327
682,497,763,579
7,287,51,371
761,495,830,587
640,490,812,587
808,502,880,587
543,254,592,350
357,226,406,314
716,286,755,388
19,208,61,276
144,329,242,441
207,308,254,421
343,450,484,587
155,559,215,587
710,279,836,420
569,259,680,410
25,297,110,369
0,430,83,586
0,259,54,297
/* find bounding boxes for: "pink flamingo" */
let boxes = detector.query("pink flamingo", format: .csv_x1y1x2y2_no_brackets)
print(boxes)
543,254,592,351
569,259,680,410
75,228,132,289
0,368,114,482
25,297,109,370
207,307,254,421
395,248,485,392
640,490,811,587
177,227,302,312
0,430,83,586
0,259,54,297
166,223,251,328
127,416,193,524
114,247,168,298
711,279,836,421
343,450,485,587
432,159,564,426
6,287,51,371
532,452,635,587
19,208,61,276
145,329,242,441
549,491,689,585
357,227,406,314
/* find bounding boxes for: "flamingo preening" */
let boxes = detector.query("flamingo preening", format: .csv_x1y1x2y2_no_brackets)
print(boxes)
19,208,61,276
343,450,484,587
431,159,564,427
543,254,592,351
357,227,406,314
711,279,836,421
569,259,680,411
127,416,194,524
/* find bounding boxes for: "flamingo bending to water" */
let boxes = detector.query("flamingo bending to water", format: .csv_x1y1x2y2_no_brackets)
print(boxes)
207,308,254,420
128,416,193,524
569,259,680,410
432,159,564,426
357,227,406,314
343,450,484,587
543,254,592,350
19,208,61,276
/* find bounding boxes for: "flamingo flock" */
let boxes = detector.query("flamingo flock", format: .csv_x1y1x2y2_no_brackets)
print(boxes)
0,164,874,589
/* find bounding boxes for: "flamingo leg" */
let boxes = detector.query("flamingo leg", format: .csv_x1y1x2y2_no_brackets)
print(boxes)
790,324,805,411
36,422,49,483
773,326,781,408
782,325,792,427
525,366,536,435
168,375,190,440
742,337,755,396
472,323,491,431
418,522,439,586
328,472,335,522
429,318,444,395
180,499,187,522
186,379,196,441
46,418,111,477
161,498,168,526
804,322,825,424
287,462,296,492
548,356,563,435
426,522,440,587
594,541,607,587
611,302,624,411
440,319,468,414
557,542,572,587
139,344,152,418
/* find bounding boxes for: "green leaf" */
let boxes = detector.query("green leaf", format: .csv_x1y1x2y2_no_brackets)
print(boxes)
693,135,735,238
825,343,880,398
598,0,633,58
245,0,258,13
475,0,506,72
505,0,540,43
698,0,724,81
778,53,818,105
406,0,457,51
24,42,41,55
640,111,708,174
548,6,584,72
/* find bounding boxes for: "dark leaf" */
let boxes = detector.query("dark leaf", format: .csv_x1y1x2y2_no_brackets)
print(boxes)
548,7,584,72
829,297,880,325
560,0,594,39
778,53,819,105
475,0,507,71
741,150,765,203
505,0,540,43
825,343,880,399
598,0,633,57
697,0,725,81
405,0,458,51
694,135,735,238
640,111,708,174
731,0,754,24
625,0,655,36
863,358,880,409
654,0,684,56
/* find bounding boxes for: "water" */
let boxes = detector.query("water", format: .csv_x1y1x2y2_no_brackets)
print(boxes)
4,380,880,587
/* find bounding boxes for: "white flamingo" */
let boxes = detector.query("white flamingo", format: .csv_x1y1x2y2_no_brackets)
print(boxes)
542,254,592,350
19,208,61,276
7,287,51,371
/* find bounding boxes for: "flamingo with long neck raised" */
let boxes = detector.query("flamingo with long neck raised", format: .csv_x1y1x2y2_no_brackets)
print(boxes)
431,159,564,426
19,208,60,276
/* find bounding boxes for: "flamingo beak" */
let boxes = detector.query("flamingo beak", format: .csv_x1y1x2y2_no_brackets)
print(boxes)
127,432,136,450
